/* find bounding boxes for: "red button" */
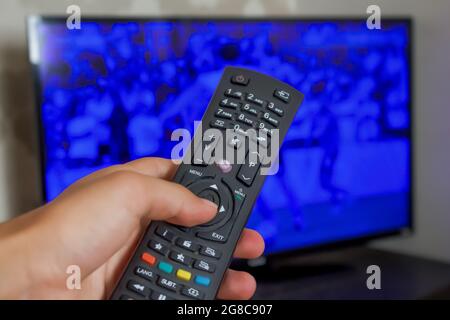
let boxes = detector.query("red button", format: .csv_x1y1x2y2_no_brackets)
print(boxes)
141,252,156,266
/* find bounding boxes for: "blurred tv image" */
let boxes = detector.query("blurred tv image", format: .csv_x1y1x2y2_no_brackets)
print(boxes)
30,18,411,254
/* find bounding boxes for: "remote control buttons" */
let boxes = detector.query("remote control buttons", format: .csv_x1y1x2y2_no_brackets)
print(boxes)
237,157,261,186
169,250,193,266
157,277,179,292
155,226,175,242
228,135,243,150
176,269,192,282
196,220,233,242
210,119,228,130
200,246,221,259
262,112,279,127
257,121,273,137
251,133,269,148
192,132,222,166
176,238,200,252
246,93,265,106
187,179,233,228
220,98,241,109
149,240,169,255
195,275,211,287
198,188,220,206
266,102,284,116
215,108,233,119
135,266,155,282
224,88,243,99
182,286,204,299
237,113,255,127
242,103,258,116
127,280,151,297
194,259,216,273
158,261,174,274
141,252,156,266
231,74,249,86
274,88,291,103
151,291,173,300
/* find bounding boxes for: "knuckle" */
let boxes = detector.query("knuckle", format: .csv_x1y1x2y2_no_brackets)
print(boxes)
108,170,143,195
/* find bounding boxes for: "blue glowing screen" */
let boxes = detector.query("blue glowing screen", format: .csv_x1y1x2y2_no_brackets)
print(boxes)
32,19,411,254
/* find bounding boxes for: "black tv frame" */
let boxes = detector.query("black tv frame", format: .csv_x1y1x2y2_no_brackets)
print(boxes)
27,16,414,260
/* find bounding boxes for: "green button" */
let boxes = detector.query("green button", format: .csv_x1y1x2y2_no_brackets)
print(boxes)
158,261,173,274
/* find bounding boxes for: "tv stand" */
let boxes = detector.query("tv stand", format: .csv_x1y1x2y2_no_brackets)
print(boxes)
233,246,450,299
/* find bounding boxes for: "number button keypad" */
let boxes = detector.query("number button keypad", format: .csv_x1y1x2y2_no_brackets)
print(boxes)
246,93,265,106
242,103,258,116
224,88,243,99
215,108,233,119
266,102,284,116
220,98,241,109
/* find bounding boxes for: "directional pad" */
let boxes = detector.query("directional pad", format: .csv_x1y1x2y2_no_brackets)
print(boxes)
187,179,233,228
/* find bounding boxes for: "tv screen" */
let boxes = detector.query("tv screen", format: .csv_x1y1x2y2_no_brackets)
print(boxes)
28,17,412,255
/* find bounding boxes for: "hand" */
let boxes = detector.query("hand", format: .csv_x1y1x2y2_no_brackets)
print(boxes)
0,158,265,300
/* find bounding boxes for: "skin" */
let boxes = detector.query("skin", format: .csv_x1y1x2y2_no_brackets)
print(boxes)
0,157,265,300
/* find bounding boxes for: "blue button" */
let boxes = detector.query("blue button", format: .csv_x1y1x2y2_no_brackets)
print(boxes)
158,261,173,274
195,275,211,287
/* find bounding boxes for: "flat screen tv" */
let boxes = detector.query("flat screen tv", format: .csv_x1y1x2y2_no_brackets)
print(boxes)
28,16,412,256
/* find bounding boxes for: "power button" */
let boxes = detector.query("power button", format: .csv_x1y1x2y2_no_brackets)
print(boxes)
231,74,249,86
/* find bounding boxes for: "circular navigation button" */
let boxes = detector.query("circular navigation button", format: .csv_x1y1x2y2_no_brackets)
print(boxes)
198,189,219,206
186,179,233,229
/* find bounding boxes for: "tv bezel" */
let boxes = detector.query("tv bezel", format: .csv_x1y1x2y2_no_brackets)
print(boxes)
27,16,414,258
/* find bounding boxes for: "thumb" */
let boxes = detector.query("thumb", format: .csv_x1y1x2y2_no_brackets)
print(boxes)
33,170,217,281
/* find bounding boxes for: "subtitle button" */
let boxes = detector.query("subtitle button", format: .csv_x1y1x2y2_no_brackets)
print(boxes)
157,277,179,292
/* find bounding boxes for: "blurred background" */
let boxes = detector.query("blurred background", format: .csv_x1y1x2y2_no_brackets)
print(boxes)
0,0,449,299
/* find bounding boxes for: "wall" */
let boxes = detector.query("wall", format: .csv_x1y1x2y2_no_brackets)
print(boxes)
0,0,449,262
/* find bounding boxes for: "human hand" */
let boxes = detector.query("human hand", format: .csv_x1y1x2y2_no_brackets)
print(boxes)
0,158,264,299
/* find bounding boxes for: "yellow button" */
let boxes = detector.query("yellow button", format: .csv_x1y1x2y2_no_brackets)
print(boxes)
176,269,192,281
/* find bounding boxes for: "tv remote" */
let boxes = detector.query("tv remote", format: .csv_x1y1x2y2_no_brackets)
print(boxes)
110,66,304,300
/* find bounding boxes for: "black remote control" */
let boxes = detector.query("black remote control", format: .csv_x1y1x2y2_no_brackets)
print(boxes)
110,67,304,300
